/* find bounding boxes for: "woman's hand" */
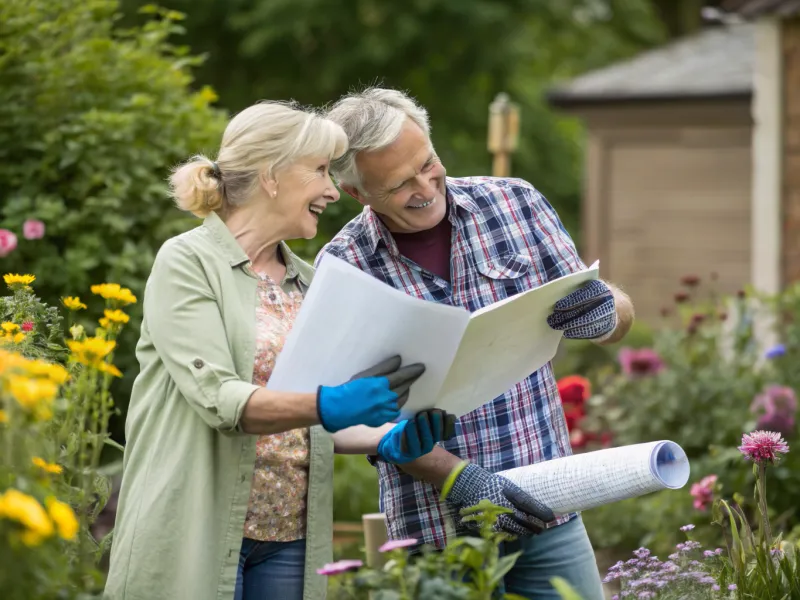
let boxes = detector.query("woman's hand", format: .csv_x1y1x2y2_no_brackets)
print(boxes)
316,356,425,432
376,409,457,464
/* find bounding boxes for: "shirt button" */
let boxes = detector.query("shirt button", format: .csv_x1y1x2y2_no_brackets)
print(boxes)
193,359,204,369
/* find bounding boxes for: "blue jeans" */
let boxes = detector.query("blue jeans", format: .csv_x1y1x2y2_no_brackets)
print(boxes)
498,516,604,600
234,538,306,600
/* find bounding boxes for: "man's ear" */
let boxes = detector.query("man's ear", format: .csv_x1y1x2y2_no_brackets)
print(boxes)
341,184,367,206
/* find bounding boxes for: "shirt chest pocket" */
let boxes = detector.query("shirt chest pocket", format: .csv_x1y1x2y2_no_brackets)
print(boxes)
474,253,533,280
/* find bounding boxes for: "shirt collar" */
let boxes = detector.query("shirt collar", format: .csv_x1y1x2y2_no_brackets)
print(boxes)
361,177,480,254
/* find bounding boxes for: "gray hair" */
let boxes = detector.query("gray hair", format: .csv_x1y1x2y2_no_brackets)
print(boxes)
324,87,431,190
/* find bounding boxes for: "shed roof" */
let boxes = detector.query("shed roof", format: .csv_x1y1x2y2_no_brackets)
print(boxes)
547,24,754,108
722,0,800,18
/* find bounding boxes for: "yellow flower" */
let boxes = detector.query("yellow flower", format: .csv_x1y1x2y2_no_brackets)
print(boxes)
90,283,137,305
62,296,87,311
6,375,58,410
0,348,27,376
98,362,122,378
1,322,20,334
3,274,35,289
103,309,130,324
45,497,78,541
67,337,116,368
0,489,54,541
0,410,7,423
32,457,63,474
9,332,25,344
24,359,70,385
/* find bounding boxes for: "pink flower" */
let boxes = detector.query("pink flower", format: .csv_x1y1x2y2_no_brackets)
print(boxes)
379,538,418,553
690,475,717,511
21,321,34,332
618,347,665,378
22,219,45,240
316,559,363,576
751,385,797,437
0,229,17,257
738,430,789,464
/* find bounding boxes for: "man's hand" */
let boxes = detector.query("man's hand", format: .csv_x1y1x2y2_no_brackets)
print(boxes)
377,409,457,464
444,462,555,537
547,280,617,341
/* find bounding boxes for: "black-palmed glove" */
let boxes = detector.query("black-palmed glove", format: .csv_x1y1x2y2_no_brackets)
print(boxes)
444,462,555,537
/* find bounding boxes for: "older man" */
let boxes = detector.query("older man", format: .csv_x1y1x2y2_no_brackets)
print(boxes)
315,87,634,599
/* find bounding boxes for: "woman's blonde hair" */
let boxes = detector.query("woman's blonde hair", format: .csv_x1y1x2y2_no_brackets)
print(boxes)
169,101,348,218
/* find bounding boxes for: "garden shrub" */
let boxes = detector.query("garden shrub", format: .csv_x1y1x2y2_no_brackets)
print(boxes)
0,0,226,438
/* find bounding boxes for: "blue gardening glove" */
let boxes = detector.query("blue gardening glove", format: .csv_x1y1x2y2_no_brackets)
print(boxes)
377,409,457,464
445,462,555,537
547,279,617,340
316,356,425,433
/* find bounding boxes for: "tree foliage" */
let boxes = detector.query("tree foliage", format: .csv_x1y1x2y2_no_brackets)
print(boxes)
119,0,668,257
0,0,227,438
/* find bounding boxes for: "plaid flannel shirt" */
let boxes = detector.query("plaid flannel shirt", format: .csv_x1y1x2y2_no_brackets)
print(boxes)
315,176,585,548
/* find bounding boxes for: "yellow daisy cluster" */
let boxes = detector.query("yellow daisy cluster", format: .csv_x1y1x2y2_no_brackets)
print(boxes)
0,489,78,546
66,336,121,377
61,296,87,311
0,349,69,421
1,322,25,345
3,274,35,291
99,308,130,331
32,457,63,475
90,283,137,306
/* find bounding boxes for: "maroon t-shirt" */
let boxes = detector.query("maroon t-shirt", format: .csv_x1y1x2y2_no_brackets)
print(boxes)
392,208,452,282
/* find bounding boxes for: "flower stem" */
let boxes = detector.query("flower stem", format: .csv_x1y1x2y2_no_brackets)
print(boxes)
757,462,772,549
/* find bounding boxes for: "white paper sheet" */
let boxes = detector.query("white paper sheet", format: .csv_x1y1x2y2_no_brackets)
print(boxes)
267,255,470,409
429,262,599,416
498,441,690,516
268,255,600,419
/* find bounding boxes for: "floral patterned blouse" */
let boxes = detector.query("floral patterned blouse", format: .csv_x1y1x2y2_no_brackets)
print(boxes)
243,265,309,542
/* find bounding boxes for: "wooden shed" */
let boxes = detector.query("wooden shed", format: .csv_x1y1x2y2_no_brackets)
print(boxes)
547,24,756,321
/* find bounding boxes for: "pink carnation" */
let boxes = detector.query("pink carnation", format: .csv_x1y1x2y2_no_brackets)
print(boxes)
316,559,363,576
738,430,789,464
690,475,717,511
0,229,17,257
22,219,45,240
379,538,418,553
618,347,665,378
21,321,34,332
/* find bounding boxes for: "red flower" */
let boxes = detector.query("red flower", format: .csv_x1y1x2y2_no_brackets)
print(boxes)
674,292,690,304
680,275,700,287
557,375,591,407
564,406,584,432
570,428,587,449
21,321,34,332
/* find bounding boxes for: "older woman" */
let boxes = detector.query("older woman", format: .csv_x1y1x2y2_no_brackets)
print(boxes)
103,101,454,600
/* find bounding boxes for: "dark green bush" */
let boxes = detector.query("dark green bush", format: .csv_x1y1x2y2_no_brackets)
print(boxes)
0,0,226,438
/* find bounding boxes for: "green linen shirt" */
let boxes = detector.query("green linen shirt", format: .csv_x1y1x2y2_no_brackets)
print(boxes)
104,212,334,600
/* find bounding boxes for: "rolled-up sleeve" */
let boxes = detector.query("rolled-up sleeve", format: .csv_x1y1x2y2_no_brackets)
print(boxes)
143,238,259,434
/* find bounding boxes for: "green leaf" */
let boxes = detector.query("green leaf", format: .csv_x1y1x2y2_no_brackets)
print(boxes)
549,576,585,600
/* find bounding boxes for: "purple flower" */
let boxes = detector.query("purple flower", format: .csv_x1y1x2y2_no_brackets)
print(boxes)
618,347,665,378
715,548,723,555
728,584,737,590
712,584,720,591
680,524,695,532
739,430,790,464
634,547,651,559
751,386,797,437
765,344,786,359
316,559,363,576
703,550,716,558
378,538,418,553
